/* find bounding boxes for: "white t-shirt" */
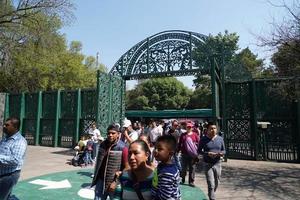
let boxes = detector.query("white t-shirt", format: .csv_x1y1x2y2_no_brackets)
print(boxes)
89,128,103,142
124,130,139,144
149,126,163,143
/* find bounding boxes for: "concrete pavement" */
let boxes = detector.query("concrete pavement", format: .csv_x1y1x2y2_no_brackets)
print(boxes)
20,146,300,200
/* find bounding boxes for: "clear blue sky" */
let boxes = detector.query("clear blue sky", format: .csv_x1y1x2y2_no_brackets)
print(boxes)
61,0,289,88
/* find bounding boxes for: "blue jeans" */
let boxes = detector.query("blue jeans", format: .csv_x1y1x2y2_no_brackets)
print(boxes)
92,142,99,160
94,179,114,200
0,170,20,200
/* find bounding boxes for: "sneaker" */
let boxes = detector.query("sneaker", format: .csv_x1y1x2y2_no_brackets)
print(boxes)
91,174,94,178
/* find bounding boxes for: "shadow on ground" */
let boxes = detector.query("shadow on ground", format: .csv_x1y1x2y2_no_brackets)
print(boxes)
77,171,93,178
221,164,300,199
51,148,74,156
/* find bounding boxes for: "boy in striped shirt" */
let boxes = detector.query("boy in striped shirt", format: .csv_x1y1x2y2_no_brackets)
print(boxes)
152,135,181,200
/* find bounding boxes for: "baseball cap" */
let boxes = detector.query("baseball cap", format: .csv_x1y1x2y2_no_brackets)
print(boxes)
123,119,132,128
186,122,193,128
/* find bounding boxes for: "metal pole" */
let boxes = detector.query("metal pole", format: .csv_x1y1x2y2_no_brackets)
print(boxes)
251,79,258,160
20,93,25,134
54,90,61,147
75,89,81,146
35,91,42,145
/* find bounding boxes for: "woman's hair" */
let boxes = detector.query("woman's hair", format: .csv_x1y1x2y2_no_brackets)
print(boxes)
129,139,151,155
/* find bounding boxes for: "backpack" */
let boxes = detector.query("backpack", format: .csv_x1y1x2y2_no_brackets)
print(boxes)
184,136,198,158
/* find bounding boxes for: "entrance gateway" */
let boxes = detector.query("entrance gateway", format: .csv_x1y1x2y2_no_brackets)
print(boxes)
5,30,298,162
96,30,224,134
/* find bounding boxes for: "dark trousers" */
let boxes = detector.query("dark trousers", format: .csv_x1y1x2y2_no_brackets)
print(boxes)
180,154,196,184
0,170,20,200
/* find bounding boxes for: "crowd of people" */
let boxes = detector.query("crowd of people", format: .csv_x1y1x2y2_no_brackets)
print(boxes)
88,118,226,200
0,116,225,200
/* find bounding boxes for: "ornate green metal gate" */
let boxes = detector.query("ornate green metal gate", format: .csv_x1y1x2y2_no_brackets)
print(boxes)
224,78,299,162
96,73,125,134
105,30,222,129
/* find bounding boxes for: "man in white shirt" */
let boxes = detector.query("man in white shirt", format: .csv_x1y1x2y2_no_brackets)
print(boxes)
89,122,103,160
148,120,163,145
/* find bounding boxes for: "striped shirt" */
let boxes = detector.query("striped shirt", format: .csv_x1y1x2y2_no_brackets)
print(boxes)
0,132,27,176
152,163,181,200
117,170,153,200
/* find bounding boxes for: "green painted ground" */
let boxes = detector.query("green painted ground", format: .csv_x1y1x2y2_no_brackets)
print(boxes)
13,169,207,200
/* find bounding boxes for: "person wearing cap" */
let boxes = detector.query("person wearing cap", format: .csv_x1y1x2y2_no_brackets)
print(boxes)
91,124,129,200
122,119,139,145
177,122,200,187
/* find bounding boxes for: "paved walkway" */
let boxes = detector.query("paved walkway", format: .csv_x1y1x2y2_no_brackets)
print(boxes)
19,146,300,200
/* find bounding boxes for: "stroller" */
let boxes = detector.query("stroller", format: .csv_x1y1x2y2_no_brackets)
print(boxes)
71,145,85,167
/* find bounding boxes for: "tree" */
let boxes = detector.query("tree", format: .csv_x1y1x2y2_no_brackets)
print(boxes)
0,0,74,69
193,31,239,78
258,0,300,49
187,87,211,109
0,15,107,93
234,48,264,77
258,0,300,77
271,41,300,76
126,78,192,110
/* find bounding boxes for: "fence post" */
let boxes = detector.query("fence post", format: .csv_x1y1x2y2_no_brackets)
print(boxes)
295,78,300,163
296,100,300,163
210,58,217,123
250,79,258,160
108,74,113,124
20,93,25,134
75,89,81,146
4,93,9,120
35,91,42,145
54,90,61,147
96,70,100,127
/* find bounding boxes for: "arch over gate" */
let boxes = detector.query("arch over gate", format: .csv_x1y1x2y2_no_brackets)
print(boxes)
110,30,209,79
97,30,224,134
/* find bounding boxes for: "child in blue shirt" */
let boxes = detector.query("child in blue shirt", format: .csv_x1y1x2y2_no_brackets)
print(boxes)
152,135,181,200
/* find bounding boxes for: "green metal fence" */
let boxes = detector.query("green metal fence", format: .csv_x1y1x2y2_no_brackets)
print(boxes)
4,88,97,148
224,77,300,163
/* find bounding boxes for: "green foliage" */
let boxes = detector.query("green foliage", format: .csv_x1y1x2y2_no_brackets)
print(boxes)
0,8,107,92
193,31,265,84
271,41,300,77
187,87,211,109
234,48,264,77
193,31,239,70
126,77,192,110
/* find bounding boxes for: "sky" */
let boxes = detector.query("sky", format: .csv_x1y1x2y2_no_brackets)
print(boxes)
61,0,290,89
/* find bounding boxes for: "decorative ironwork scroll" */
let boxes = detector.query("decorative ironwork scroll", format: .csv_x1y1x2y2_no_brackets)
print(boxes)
110,30,208,79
